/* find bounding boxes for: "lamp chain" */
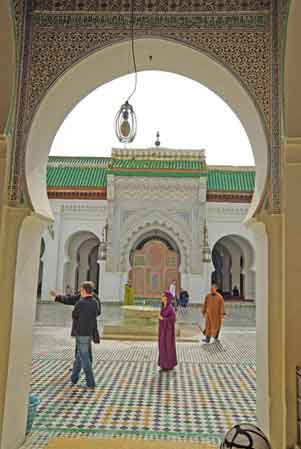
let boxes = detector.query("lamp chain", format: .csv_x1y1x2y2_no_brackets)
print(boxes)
127,0,137,103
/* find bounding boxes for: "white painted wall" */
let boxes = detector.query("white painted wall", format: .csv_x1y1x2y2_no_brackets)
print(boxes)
40,198,256,303
207,202,256,301
41,199,107,298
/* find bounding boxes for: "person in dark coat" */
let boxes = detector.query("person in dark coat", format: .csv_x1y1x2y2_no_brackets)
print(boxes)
232,285,239,297
50,281,101,362
178,288,189,307
158,291,177,371
69,281,98,388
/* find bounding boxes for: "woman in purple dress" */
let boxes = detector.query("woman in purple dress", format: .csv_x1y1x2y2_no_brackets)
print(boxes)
158,291,177,371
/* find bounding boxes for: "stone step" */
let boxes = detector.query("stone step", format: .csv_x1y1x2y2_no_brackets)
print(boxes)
46,437,217,449
103,323,180,336
101,333,200,343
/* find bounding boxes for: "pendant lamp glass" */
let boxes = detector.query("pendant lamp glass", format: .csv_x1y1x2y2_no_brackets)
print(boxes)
115,101,137,143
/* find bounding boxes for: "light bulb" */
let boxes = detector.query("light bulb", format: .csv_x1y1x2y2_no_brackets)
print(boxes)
121,120,131,138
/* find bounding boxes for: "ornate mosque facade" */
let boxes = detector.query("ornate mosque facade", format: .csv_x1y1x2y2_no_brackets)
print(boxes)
40,148,256,303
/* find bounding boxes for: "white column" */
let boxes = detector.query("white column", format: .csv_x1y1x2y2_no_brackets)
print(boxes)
250,221,269,433
1,214,47,449
245,268,256,300
56,214,66,292
41,211,61,300
231,250,241,292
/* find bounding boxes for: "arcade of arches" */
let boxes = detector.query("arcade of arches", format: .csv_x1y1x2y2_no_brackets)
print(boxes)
63,232,100,294
0,1,301,449
211,235,255,300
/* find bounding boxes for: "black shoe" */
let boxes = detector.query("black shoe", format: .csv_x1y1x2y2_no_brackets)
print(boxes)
202,338,210,343
70,377,78,385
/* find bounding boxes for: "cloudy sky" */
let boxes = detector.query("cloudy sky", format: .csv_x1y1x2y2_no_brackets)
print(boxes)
50,71,255,166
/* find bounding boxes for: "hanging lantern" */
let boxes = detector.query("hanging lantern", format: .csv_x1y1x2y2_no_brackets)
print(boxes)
99,241,107,261
202,221,211,263
203,245,211,264
115,101,137,143
98,223,108,261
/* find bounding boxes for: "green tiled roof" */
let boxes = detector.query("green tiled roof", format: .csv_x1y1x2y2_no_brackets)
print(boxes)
47,166,107,188
46,156,255,192
207,169,255,192
110,159,206,170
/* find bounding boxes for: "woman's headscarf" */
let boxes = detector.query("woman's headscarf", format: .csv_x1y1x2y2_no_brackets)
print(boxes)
163,291,173,306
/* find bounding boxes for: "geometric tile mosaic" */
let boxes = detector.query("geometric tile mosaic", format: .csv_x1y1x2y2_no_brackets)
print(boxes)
24,331,256,449
33,330,255,365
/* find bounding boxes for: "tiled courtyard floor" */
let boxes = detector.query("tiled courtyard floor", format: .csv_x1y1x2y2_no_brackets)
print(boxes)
22,305,256,449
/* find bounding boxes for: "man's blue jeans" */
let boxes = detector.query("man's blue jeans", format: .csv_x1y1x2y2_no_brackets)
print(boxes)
71,336,95,388
75,338,92,363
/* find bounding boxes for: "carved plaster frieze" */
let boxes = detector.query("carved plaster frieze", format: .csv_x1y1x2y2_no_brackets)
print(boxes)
31,1,272,12
120,207,192,242
114,176,199,200
207,204,249,221
119,215,190,273
26,19,271,124
60,204,108,214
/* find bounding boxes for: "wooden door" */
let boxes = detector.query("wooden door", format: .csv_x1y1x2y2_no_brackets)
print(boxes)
131,240,180,299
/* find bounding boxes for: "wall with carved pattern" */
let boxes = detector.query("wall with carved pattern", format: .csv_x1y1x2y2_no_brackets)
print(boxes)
9,0,288,214
39,185,256,303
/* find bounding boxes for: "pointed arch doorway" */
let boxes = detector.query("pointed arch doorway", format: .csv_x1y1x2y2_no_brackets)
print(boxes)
129,232,181,299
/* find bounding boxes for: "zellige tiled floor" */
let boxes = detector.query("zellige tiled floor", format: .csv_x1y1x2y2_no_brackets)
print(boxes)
22,324,256,449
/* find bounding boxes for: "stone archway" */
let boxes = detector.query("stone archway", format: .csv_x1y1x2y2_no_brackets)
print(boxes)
120,211,190,274
5,36,271,449
75,237,100,291
25,38,269,220
62,230,100,293
4,3,301,449
211,234,255,301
